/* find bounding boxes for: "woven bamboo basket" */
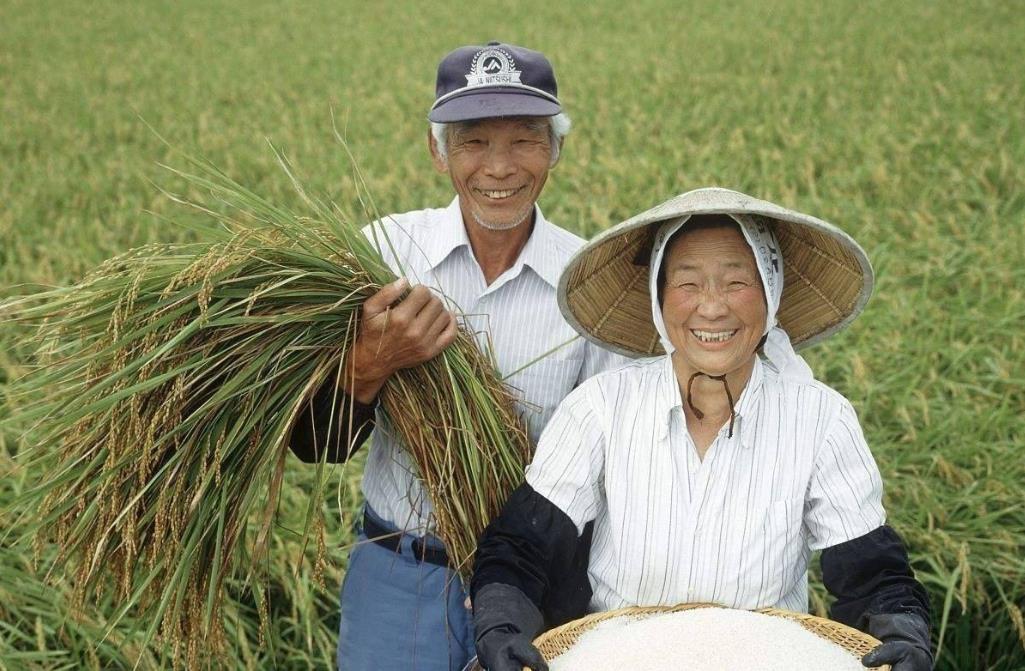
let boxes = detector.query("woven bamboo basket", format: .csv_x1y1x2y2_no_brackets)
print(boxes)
467,603,890,670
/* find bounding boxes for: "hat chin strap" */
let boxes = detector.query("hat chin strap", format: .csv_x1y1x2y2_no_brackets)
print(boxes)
682,334,766,440
685,371,736,439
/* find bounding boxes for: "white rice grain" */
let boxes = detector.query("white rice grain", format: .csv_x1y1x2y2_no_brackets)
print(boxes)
549,608,865,671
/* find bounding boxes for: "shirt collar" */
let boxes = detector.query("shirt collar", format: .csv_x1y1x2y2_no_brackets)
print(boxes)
423,197,474,270
425,197,562,288
659,355,766,447
515,204,562,288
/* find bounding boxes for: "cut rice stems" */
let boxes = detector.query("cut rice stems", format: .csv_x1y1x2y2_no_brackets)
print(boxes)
3,156,530,666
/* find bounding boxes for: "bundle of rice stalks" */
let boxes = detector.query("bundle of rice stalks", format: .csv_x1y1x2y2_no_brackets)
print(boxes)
2,155,530,665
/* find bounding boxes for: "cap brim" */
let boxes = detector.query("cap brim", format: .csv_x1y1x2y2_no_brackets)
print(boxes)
428,88,561,123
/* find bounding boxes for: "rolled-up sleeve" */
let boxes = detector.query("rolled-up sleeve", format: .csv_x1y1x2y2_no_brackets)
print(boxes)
804,398,886,550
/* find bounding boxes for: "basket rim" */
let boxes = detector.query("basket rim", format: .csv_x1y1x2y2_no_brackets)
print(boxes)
532,603,890,670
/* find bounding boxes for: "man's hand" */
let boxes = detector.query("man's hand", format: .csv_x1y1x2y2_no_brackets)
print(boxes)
474,584,547,671
861,613,933,671
344,278,458,403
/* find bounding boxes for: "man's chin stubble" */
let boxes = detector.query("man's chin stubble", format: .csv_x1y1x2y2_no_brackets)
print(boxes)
472,205,533,231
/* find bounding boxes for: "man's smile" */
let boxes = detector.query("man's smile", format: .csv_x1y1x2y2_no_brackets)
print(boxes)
473,185,527,201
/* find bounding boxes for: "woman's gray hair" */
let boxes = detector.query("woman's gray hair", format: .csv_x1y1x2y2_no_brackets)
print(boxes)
430,112,571,167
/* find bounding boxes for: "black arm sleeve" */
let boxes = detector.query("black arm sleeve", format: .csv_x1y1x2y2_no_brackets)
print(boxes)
287,381,376,463
821,524,932,631
472,483,594,628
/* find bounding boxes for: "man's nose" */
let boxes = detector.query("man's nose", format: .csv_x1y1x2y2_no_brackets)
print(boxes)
481,145,516,179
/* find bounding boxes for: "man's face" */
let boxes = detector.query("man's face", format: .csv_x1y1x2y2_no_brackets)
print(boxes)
431,117,554,231
660,225,767,377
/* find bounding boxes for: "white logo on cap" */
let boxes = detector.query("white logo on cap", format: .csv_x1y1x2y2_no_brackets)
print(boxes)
466,47,522,87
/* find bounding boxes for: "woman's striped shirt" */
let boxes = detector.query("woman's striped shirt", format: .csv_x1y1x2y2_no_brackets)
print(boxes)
525,355,886,613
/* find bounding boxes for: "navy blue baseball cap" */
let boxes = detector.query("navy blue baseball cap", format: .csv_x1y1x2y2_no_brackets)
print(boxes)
428,42,562,123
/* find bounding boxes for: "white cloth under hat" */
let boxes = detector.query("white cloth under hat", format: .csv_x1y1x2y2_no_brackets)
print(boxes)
647,214,814,382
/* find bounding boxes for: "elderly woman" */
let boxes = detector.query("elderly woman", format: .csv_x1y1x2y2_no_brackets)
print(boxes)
470,189,933,671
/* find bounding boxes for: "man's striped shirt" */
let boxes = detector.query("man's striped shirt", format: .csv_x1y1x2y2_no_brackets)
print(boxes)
362,197,626,536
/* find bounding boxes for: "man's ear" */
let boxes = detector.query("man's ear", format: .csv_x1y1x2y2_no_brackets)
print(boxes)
427,128,448,174
550,137,565,169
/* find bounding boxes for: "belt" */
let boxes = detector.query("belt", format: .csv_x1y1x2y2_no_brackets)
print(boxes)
362,511,451,569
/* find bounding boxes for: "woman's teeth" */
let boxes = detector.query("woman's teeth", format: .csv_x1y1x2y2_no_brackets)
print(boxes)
691,329,738,343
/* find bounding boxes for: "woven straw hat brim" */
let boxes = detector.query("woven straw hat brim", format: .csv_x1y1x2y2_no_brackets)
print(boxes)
558,187,874,358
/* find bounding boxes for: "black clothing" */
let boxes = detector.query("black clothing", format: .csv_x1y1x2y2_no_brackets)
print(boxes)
288,381,376,463
860,613,934,670
822,525,932,630
472,483,592,628
473,583,549,671
473,484,931,638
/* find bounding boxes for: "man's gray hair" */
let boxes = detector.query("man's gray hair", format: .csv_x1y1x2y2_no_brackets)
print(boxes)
430,113,572,167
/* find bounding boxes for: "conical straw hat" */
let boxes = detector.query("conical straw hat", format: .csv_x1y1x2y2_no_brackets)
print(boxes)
557,187,874,357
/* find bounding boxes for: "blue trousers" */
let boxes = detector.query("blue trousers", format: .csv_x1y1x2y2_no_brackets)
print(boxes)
337,506,476,671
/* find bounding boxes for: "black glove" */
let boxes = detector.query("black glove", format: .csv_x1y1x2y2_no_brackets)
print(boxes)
861,613,934,671
473,583,548,671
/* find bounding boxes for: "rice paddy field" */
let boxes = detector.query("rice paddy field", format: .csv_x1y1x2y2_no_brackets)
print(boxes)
1,0,1023,669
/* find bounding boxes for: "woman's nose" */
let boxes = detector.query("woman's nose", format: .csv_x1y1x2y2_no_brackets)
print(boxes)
695,288,730,319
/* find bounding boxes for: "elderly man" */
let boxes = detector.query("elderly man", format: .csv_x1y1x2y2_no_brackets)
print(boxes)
288,42,623,671
472,189,933,671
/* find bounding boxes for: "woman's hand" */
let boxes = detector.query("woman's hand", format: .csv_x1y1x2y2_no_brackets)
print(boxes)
861,613,933,670
473,584,548,671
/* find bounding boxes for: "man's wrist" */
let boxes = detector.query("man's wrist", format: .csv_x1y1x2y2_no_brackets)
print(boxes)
339,350,390,404
345,375,387,405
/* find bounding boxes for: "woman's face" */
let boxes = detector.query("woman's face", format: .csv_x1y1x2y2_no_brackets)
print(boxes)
660,225,767,377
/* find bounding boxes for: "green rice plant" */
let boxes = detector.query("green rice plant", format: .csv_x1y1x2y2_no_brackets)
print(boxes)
2,154,530,667
0,448,164,670
2,1,1024,668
